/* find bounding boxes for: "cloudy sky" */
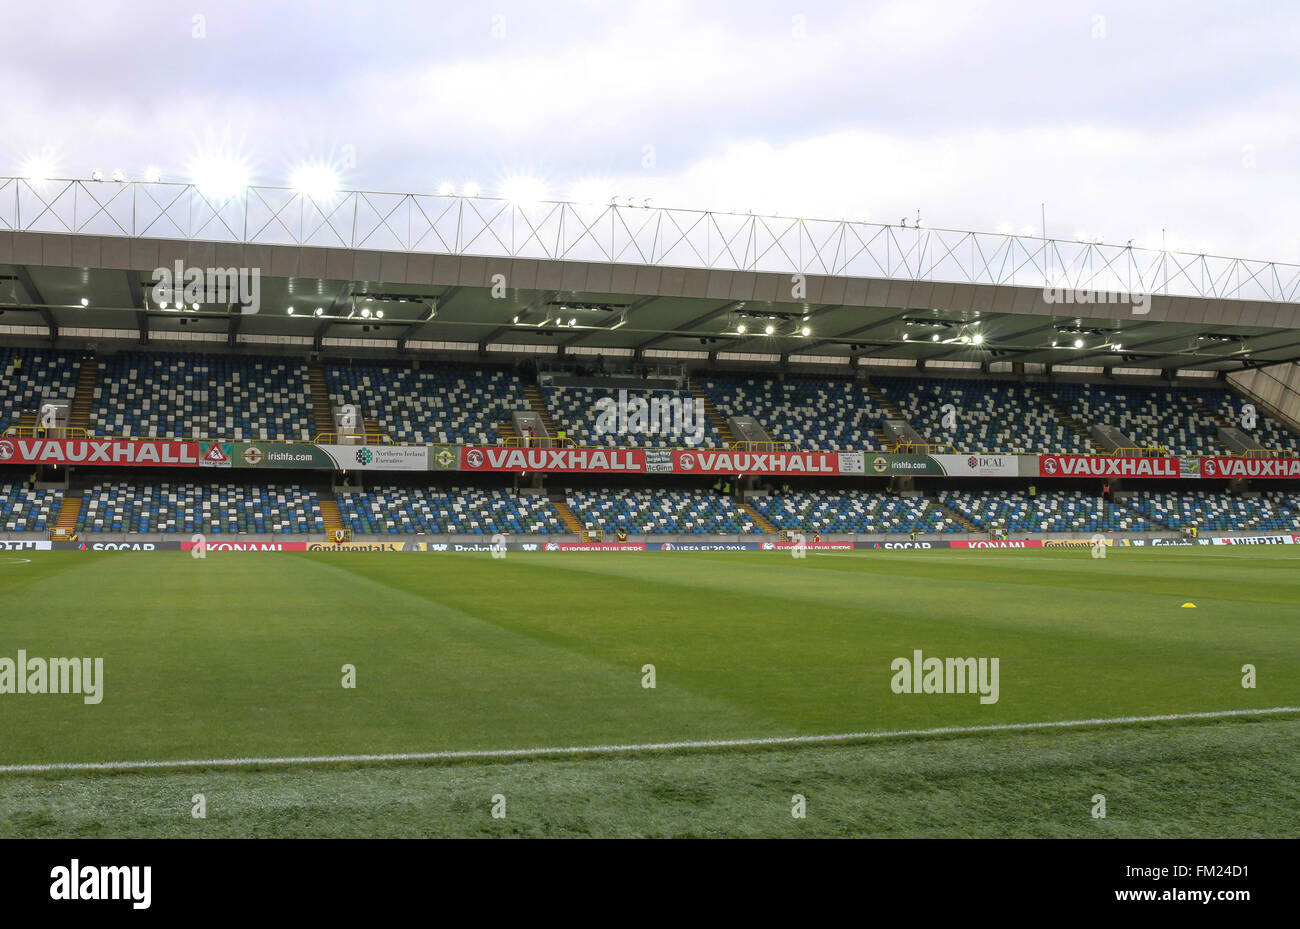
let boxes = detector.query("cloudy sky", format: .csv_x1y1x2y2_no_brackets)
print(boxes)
4,0,1297,261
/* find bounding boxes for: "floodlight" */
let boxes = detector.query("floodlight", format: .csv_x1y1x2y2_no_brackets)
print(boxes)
500,174,548,206
190,155,250,199
289,163,339,201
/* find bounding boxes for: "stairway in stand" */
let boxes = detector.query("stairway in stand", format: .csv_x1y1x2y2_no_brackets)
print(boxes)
739,500,776,534
864,378,905,420
548,493,586,537
53,492,83,537
926,498,979,532
318,492,344,537
688,381,736,445
69,357,98,432
524,385,560,438
307,364,334,437
1191,397,1237,454
1029,385,1097,453
863,377,926,447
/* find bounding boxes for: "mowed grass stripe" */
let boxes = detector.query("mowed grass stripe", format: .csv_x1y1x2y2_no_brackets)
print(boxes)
0,549,1294,768
0,553,780,764
314,549,1299,731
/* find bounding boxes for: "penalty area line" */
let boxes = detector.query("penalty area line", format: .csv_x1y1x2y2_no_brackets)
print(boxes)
1,706,1297,775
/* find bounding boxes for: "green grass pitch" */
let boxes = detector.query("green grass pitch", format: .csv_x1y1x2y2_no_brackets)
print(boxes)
0,547,1296,837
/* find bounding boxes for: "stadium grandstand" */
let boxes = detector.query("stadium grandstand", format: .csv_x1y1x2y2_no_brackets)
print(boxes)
1,179,1299,548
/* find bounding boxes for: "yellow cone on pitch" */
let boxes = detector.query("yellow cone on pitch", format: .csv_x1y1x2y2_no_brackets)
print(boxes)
1181,602,1197,608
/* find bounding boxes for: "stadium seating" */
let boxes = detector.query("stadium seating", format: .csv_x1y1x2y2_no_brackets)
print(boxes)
1206,391,1300,454
0,347,80,433
542,386,721,447
1047,383,1224,456
698,374,887,449
938,489,1154,533
749,491,956,534
566,488,760,534
78,481,323,533
325,361,528,444
0,483,63,532
1124,491,1298,532
876,377,1090,454
337,486,564,534
90,352,312,440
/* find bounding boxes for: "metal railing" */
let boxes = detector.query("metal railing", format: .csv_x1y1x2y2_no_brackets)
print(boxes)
1243,448,1300,459
500,435,577,448
3,425,91,438
728,440,797,452
889,442,954,455
4,177,1299,302
311,431,394,445
1111,446,1171,457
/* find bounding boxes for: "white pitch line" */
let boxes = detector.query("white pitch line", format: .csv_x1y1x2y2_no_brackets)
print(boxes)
1,706,1296,775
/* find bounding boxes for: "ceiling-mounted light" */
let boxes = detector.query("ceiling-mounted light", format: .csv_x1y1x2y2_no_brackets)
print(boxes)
1074,338,1085,348
79,297,89,307
143,166,162,183
314,307,324,316
972,333,984,345
800,326,811,337
437,181,454,196
376,310,384,319
736,323,747,334
765,324,776,335
931,333,940,342
90,169,104,182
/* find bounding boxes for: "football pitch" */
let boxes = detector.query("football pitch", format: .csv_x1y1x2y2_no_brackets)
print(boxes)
0,547,1296,837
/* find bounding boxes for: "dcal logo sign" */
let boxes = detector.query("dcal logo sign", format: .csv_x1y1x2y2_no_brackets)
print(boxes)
355,447,374,466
